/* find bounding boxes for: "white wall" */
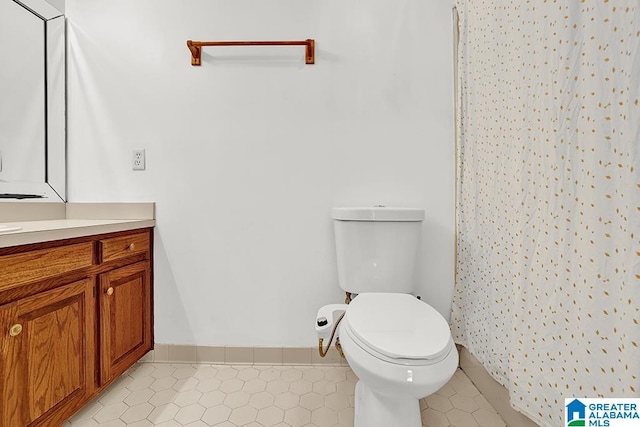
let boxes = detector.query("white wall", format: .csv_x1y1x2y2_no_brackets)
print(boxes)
66,0,455,347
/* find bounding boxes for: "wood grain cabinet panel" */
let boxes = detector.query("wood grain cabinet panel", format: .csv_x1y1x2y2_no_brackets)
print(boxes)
99,261,152,385
0,278,95,427
100,232,150,263
0,242,94,292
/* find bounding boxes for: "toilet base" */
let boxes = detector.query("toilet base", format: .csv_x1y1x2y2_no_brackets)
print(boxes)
354,380,422,427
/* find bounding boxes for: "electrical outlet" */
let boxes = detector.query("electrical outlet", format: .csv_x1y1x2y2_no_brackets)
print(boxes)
132,149,145,170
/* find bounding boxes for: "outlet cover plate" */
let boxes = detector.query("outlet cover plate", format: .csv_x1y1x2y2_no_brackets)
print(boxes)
132,149,146,170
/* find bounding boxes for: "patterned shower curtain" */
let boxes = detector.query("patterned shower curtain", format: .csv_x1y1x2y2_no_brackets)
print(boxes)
451,1,639,426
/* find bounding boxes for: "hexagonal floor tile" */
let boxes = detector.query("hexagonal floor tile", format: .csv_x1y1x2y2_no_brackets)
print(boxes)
256,406,285,427
248,391,275,410
174,404,206,425
64,362,506,427
283,406,311,427
228,406,258,426
201,404,232,425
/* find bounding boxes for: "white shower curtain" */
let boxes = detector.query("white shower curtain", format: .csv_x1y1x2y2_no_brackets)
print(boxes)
451,1,639,426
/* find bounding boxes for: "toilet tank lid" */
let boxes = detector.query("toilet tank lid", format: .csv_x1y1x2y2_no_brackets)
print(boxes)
331,207,424,222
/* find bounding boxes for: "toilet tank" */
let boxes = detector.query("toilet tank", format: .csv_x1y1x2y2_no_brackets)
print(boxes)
332,207,424,294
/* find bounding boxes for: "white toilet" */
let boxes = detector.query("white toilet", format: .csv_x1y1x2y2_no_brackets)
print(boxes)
330,206,458,427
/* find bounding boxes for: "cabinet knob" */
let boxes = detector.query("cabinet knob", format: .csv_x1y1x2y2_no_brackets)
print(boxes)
9,324,22,337
128,243,136,251
106,287,114,296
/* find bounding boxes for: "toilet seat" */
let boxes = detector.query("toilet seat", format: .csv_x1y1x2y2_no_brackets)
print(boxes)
343,293,453,366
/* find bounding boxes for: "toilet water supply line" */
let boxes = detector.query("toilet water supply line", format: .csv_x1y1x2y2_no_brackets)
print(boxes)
318,312,345,358
316,293,352,358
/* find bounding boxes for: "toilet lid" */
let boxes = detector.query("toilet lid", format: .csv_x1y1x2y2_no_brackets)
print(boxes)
345,293,452,361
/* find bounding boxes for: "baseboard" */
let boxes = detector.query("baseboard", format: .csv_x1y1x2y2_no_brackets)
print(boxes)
458,346,539,427
141,344,347,366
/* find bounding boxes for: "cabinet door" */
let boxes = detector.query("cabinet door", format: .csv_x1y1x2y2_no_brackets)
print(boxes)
0,279,95,427
99,261,152,385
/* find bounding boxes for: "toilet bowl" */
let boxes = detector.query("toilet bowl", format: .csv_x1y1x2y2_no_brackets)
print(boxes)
339,293,458,427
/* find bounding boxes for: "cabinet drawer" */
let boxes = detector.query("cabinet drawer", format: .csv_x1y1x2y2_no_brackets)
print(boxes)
0,242,94,291
99,232,150,263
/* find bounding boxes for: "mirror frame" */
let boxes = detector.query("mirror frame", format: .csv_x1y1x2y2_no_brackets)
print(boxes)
0,0,65,201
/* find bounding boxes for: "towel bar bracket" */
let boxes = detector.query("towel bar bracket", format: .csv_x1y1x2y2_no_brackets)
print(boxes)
187,41,202,65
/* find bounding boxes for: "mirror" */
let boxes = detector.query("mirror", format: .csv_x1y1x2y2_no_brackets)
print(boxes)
0,0,65,201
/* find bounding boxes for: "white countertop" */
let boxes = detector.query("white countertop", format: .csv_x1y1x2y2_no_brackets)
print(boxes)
0,218,155,248
0,202,156,248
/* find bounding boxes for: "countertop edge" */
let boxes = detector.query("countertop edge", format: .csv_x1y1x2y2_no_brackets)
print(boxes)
0,219,156,248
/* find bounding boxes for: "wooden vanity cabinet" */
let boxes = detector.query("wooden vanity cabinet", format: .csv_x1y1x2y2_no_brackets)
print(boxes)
99,260,152,385
0,228,153,427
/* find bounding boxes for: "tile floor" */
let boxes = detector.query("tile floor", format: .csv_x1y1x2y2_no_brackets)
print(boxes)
63,362,507,427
